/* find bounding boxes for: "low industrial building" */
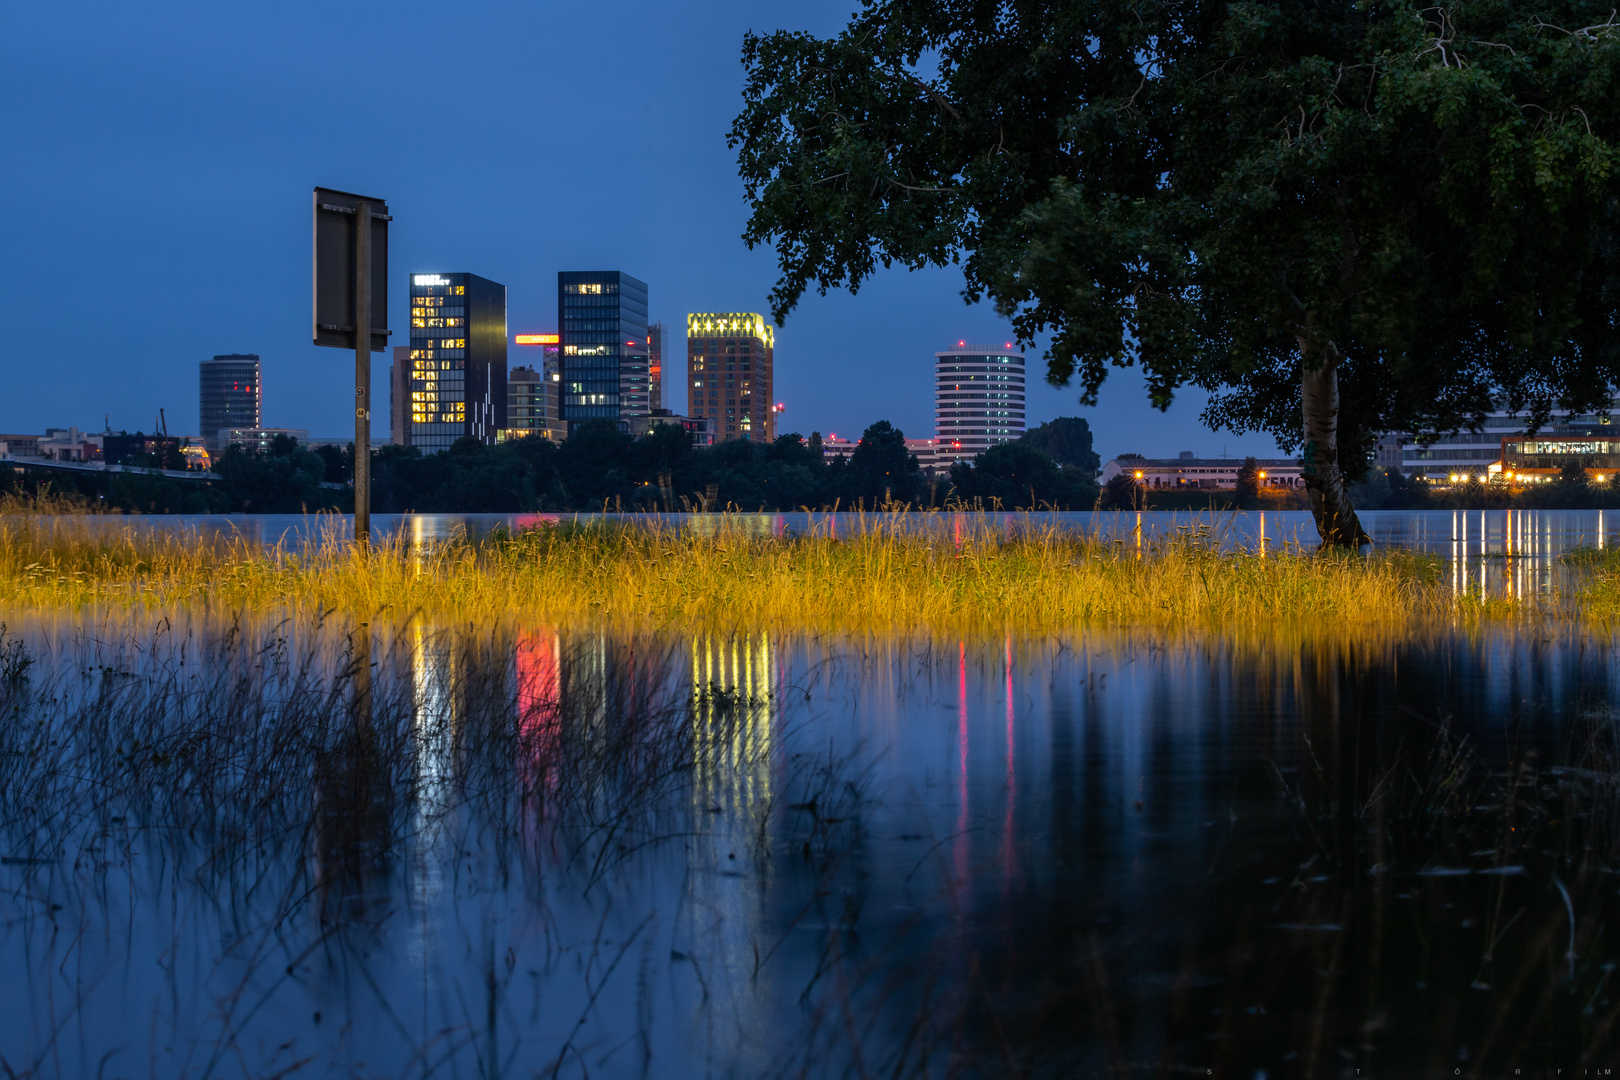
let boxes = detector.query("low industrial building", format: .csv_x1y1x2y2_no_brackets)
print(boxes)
1100,452,1304,490
216,427,310,452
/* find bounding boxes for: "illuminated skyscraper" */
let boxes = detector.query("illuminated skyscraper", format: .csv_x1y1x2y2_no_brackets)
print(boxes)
406,272,507,453
686,313,775,443
558,271,648,427
935,343,1025,463
198,354,261,450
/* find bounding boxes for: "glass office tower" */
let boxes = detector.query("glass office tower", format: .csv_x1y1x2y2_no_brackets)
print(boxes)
558,271,648,427
686,313,775,443
407,272,507,453
199,354,261,450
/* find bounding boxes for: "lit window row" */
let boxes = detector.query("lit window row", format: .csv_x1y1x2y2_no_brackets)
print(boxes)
411,317,466,328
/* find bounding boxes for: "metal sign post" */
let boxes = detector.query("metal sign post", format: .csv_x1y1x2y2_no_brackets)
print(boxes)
353,200,371,550
312,187,389,551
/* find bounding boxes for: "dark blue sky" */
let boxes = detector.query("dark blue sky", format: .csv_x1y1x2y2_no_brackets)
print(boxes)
1,0,1284,461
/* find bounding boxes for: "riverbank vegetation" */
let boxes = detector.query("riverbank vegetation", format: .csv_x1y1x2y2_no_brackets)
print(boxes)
0,505,1549,633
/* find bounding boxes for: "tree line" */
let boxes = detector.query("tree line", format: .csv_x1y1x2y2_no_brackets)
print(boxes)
2,418,1102,514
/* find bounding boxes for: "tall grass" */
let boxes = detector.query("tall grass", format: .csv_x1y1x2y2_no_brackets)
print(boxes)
0,511,1531,632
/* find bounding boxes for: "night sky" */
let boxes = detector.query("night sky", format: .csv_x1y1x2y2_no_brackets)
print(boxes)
2,0,1285,461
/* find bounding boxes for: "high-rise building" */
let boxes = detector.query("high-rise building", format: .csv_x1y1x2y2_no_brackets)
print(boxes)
506,367,566,442
935,343,1026,462
686,313,776,443
199,354,261,450
647,321,665,412
558,271,648,428
511,334,566,441
406,272,507,453
389,345,409,446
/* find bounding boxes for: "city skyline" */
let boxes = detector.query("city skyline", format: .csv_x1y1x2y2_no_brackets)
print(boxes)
0,0,1288,464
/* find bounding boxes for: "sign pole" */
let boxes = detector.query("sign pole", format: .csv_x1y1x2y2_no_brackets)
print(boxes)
354,200,371,552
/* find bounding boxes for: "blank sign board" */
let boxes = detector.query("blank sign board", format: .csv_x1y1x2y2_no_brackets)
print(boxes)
312,187,390,352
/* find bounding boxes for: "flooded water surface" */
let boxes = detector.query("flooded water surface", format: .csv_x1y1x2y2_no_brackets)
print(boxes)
2,612,1619,1077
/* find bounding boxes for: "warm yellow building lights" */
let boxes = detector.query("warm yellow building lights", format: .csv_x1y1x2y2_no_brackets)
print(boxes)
686,312,775,347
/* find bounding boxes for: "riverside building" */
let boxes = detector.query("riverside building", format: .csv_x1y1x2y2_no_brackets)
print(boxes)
406,273,507,453
558,271,648,428
199,354,261,450
1400,408,1620,482
935,342,1025,463
686,313,776,443
1100,453,1304,490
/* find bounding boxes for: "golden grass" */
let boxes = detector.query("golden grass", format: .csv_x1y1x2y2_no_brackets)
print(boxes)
0,508,1551,635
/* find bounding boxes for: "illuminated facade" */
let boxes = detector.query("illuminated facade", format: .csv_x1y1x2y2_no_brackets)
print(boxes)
407,273,507,453
686,313,776,443
1499,434,1620,480
199,354,261,451
558,271,648,427
935,344,1025,462
1399,408,1620,481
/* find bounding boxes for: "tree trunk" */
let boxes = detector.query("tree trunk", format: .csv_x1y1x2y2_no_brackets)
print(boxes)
1298,341,1371,550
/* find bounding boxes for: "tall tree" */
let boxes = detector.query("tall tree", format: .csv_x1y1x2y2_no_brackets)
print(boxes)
1020,416,1102,474
731,0,1620,546
842,420,923,506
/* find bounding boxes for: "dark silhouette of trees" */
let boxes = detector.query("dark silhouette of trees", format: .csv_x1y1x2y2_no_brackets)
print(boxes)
948,443,1098,509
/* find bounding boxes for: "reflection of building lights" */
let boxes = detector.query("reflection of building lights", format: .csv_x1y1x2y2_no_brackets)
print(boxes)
691,634,774,815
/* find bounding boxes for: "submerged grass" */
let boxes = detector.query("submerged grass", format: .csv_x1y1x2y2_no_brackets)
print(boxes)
0,509,1538,632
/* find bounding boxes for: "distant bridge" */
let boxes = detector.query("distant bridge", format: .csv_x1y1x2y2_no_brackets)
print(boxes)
4,457,347,491
4,456,219,482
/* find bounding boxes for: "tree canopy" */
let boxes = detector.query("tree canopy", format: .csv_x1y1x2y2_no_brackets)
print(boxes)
731,0,1620,544
1020,416,1101,474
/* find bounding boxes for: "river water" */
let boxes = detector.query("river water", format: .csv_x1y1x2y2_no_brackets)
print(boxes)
1,608,1618,1077
6,510,1620,1074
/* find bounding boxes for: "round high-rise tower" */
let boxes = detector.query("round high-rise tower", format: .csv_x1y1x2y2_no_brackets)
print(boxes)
934,343,1025,463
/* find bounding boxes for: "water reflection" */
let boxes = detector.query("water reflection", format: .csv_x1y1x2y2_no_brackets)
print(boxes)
691,632,774,816
1,617,1618,1074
